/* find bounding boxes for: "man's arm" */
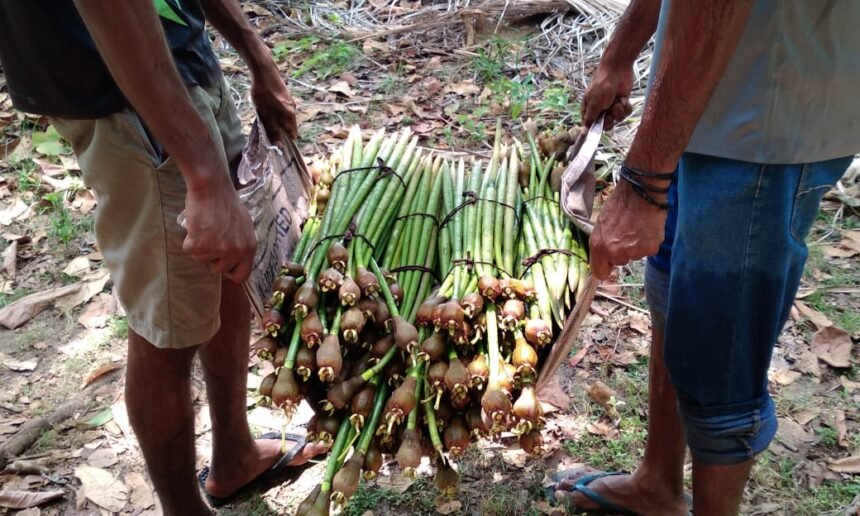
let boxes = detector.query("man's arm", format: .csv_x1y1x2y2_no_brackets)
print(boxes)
73,0,256,282
200,0,298,142
589,0,754,280
581,0,662,128
625,1,754,175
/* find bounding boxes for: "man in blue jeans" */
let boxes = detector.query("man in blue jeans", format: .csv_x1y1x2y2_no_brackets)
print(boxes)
553,1,859,514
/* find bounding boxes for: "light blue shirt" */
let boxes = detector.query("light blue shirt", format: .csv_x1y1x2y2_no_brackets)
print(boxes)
650,0,860,164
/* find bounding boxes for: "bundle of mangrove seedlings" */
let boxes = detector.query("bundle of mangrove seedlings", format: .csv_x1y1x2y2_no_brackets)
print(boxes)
252,123,589,515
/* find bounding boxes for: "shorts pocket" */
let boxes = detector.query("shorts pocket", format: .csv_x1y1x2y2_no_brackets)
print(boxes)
121,109,168,169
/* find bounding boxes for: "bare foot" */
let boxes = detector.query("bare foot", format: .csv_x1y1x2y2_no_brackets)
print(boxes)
205,438,330,499
553,467,688,516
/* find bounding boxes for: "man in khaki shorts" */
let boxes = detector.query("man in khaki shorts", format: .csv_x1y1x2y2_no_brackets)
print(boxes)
0,1,324,514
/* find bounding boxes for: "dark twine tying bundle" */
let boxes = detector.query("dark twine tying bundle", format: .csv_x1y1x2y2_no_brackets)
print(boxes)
522,195,560,206
519,248,588,277
305,220,376,260
441,255,514,283
439,191,520,229
389,264,440,281
331,157,406,189
394,212,439,227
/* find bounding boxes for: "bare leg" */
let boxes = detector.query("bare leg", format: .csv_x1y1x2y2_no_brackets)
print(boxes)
126,331,211,516
198,279,324,498
556,326,688,515
691,460,753,516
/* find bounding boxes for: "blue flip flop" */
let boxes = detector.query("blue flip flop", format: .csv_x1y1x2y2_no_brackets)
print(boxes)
197,431,307,508
548,470,638,515
547,469,693,515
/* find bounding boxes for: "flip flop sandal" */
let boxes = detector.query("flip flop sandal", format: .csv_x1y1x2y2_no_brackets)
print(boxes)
546,469,693,516
197,431,307,508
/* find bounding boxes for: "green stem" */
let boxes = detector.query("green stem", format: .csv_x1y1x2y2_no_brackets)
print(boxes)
357,382,389,455
406,373,423,430
486,303,500,389
283,316,304,370
370,258,400,318
493,156,508,274
422,372,444,456
362,344,399,380
330,307,343,336
321,414,352,491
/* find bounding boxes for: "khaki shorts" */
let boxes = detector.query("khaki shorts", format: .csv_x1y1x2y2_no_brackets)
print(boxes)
52,78,245,349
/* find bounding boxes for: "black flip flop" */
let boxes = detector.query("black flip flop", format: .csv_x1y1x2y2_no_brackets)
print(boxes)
546,469,693,515
197,431,307,508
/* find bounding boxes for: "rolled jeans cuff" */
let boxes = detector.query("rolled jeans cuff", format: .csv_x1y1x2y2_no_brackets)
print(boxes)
678,394,778,465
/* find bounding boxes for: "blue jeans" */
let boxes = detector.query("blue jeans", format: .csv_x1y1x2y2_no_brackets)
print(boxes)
645,153,852,465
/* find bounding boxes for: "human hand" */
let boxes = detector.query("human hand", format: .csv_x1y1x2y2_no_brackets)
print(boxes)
589,178,667,280
582,60,634,130
251,66,298,145
182,177,257,283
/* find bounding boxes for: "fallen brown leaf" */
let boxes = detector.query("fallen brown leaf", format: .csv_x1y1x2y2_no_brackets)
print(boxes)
0,283,80,329
627,312,650,335
443,80,481,96
794,300,833,329
770,368,801,386
793,350,822,377
81,361,122,389
822,245,856,258
77,293,115,330
62,256,91,277
125,472,154,510
0,489,64,509
436,499,462,515
74,465,128,512
0,415,25,435
422,76,443,96
836,410,849,448
55,269,110,311
87,448,119,468
72,190,96,214
536,374,570,410
587,381,620,422
0,197,28,226
375,471,415,493
362,40,390,54
2,240,16,278
610,351,637,367
567,337,593,368
793,409,819,426
840,376,859,392
776,417,815,451
328,80,355,98
585,420,618,439
843,229,860,247
535,500,566,515
811,326,853,368
33,158,66,177
826,455,860,474
3,357,38,372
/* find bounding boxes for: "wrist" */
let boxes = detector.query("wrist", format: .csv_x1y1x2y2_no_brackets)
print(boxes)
601,41,638,71
618,163,671,209
244,37,278,78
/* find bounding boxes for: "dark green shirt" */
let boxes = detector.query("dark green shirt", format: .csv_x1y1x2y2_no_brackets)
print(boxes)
0,0,221,118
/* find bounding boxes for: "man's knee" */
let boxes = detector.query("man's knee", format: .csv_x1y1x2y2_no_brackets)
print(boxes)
128,329,197,378
678,395,778,465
